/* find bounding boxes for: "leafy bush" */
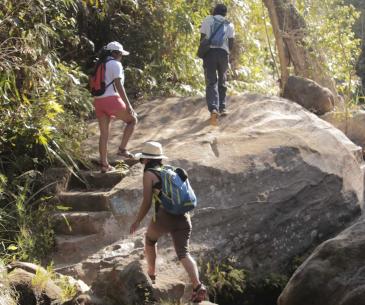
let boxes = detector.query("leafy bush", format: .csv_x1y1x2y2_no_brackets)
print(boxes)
79,0,277,98
0,170,55,262
0,0,90,261
201,257,288,305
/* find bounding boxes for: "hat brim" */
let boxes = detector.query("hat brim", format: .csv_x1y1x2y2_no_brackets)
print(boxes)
134,152,168,160
107,49,130,55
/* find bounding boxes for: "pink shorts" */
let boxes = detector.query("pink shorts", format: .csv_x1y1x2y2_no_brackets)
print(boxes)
93,96,126,118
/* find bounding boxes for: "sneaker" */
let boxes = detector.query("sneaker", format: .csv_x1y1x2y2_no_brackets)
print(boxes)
220,108,228,116
191,283,207,303
210,110,218,126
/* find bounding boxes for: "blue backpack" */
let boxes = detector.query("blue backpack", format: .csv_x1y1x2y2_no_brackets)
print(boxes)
149,165,197,215
210,18,229,47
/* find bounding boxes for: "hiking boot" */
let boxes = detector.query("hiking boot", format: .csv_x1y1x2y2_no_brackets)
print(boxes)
220,108,228,116
191,283,207,303
210,110,218,126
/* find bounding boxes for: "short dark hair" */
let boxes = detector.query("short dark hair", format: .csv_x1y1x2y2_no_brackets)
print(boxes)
213,4,227,16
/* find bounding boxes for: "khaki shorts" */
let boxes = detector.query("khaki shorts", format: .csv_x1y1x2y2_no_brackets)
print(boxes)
145,208,192,260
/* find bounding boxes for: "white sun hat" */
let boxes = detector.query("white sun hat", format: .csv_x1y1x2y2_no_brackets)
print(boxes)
134,141,168,159
105,41,130,55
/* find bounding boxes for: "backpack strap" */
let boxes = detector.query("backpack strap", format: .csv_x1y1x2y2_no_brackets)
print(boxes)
146,166,163,222
104,58,117,90
209,19,225,43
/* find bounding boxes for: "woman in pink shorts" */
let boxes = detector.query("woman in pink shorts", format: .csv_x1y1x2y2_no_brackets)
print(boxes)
93,41,137,173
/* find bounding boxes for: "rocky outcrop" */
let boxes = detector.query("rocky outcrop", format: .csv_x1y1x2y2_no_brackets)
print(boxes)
278,216,365,305
322,109,365,152
52,93,364,304
283,75,335,115
83,93,363,283
3,262,99,305
92,260,185,305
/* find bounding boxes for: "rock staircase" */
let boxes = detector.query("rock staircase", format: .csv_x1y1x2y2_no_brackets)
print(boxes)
51,168,129,267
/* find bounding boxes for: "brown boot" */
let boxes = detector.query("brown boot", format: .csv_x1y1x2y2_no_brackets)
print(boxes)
210,110,218,126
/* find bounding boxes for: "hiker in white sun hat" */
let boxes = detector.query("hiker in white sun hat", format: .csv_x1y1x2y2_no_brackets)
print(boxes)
93,40,137,173
105,41,130,55
130,141,207,303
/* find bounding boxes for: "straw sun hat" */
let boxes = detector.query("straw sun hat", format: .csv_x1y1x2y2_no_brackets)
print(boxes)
134,141,168,159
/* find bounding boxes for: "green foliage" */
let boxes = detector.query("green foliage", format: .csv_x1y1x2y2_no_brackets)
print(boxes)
31,264,78,302
0,170,55,262
58,275,78,302
0,0,91,261
201,257,289,305
201,257,247,304
79,0,277,98
296,0,361,99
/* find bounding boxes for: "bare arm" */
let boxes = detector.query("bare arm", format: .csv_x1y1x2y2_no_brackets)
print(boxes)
228,38,234,53
114,78,136,115
130,172,154,234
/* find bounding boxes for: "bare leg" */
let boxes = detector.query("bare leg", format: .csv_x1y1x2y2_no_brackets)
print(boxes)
97,115,111,166
114,109,137,151
145,242,157,276
180,255,200,288
145,223,164,277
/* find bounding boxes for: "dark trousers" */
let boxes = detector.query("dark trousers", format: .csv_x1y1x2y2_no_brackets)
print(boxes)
203,48,229,112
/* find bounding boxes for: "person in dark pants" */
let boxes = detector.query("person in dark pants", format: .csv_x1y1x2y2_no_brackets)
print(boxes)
200,3,235,125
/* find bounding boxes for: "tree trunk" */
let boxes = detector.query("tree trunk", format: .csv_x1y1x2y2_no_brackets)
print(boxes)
263,0,338,98
263,0,290,92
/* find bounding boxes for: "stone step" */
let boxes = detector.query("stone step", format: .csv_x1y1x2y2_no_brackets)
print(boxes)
57,191,110,212
53,234,102,264
53,211,117,235
55,234,99,254
67,170,127,191
53,231,124,266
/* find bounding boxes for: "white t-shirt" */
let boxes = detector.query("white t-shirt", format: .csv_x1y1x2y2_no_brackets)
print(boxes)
200,15,235,54
95,56,125,99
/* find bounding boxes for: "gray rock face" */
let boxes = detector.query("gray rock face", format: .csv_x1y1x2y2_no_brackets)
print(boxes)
283,75,335,115
188,150,360,277
278,216,365,305
91,260,185,305
92,261,152,305
109,94,362,278
83,94,364,293
322,110,365,151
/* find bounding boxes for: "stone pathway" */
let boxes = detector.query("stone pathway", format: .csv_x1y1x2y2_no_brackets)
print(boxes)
51,168,129,267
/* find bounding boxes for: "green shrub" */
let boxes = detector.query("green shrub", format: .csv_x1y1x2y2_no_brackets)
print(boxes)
201,257,289,305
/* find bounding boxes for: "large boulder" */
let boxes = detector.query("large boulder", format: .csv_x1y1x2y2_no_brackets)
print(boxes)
7,267,63,305
91,259,185,305
85,93,364,281
322,109,365,152
283,75,335,115
5,262,99,305
278,216,365,305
